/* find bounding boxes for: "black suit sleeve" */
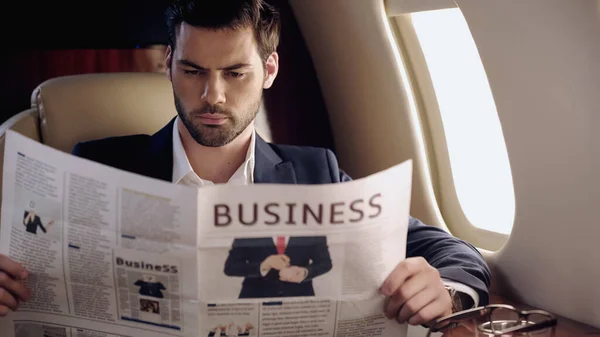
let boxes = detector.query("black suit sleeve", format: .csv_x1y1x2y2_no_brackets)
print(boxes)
325,149,491,305
302,236,333,282
405,217,491,305
223,239,263,278
33,216,46,233
72,142,92,159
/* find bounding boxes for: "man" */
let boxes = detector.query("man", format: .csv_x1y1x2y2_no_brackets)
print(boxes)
223,235,332,298
0,0,491,325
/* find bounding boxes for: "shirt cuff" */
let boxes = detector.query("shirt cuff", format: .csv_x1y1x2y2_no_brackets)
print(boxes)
442,279,479,308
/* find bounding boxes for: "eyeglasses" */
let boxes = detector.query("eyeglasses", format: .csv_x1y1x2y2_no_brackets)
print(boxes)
426,304,557,336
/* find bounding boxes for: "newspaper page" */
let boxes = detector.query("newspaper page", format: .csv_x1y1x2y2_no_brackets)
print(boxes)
195,161,412,337
0,129,414,337
0,130,200,337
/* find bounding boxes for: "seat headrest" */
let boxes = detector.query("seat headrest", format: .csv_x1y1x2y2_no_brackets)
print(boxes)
32,72,177,153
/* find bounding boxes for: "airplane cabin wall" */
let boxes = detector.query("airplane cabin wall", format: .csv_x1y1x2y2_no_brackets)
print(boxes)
289,0,447,230
290,0,600,329
455,0,600,328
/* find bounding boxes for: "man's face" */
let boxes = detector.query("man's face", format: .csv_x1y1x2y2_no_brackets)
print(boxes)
166,23,278,147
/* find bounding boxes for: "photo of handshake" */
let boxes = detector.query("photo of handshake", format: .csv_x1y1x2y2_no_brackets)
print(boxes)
259,254,308,283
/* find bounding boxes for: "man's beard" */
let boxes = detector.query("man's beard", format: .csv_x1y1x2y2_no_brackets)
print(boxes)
174,93,260,147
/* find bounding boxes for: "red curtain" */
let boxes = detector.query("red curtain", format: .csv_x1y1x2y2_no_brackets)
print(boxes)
1,49,136,123
38,49,135,78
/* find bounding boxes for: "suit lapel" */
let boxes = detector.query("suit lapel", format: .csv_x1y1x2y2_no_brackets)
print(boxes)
254,134,297,184
143,121,297,185
265,237,278,255
144,117,176,182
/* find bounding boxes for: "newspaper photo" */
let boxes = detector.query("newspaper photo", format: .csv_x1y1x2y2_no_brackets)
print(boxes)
0,130,413,337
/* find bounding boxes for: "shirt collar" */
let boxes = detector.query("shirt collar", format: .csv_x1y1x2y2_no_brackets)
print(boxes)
172,116,255,186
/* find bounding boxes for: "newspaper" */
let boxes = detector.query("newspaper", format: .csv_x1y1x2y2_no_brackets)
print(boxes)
0,129,412,337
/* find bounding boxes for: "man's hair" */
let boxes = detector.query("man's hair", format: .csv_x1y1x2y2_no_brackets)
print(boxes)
165,0,281,62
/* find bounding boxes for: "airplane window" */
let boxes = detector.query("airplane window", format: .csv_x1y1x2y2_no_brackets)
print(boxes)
410,8,515,235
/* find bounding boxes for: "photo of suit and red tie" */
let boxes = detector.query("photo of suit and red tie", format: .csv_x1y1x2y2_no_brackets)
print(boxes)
223,235,332,298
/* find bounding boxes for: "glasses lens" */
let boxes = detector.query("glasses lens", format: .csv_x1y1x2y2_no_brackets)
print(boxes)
478,307,522,332
429,321,478,337
491,307,520,322
518,312,555,334
430,311,481,332
526,312,551,325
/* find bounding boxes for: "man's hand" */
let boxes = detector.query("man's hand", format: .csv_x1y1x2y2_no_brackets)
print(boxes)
0,254,31,316
260,254,290,274
279,266,308,283
380,257,452,326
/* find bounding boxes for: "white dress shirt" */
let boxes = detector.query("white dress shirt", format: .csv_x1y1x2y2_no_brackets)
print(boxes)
172,117,255,186
172,118,479,307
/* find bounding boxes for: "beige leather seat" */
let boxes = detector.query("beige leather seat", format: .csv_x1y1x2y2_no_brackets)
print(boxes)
0,72,178,208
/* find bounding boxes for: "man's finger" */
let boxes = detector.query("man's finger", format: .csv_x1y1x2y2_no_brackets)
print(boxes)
0,271,29,301
396,285,439,323
277,256,290,268
407,294,450,326
380,257,427,296
0,255,28,280
273,259,288,270
0,304,9,317
383,271,429,318
0,288,19,311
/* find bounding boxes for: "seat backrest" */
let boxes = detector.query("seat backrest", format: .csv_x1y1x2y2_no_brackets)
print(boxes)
32,72,177,153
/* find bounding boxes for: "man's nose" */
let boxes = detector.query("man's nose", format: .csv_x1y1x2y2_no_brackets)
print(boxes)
201,75,226,106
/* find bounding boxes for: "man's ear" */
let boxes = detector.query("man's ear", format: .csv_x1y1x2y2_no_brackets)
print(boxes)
165,45,173,81
263,52,279,89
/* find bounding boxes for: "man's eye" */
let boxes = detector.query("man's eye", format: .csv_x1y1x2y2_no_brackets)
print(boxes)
183,69,199,75
227,72,244,78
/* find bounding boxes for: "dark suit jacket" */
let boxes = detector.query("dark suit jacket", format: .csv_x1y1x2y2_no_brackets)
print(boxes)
224,236,332,298
72,117,492,304
134,280,166,298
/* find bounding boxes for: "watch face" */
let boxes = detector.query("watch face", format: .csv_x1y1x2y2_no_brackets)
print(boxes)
446,286,463,312
453,294,464,312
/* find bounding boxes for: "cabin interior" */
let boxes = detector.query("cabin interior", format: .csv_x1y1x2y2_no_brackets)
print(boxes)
0,0,599,336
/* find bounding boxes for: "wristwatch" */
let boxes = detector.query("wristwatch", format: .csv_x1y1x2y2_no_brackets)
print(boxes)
445,285,473,313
